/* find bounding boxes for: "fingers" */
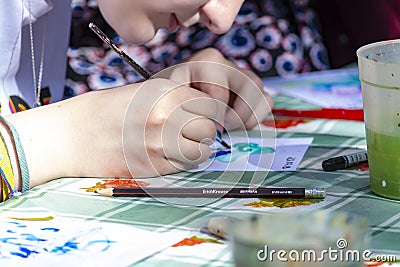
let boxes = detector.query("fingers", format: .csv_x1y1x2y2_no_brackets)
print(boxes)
123,54,275,178
181,116,216,144
178,49,271,131
180,93,219,120
123,78,221,178
242,92,273,129
165,136,211,165
161,101,216,165
225,90,273,131
147,87,217,169
224,88,263,130
190,82,230,133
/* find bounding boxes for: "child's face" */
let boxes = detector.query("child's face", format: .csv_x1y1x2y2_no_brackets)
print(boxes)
97,0,244,44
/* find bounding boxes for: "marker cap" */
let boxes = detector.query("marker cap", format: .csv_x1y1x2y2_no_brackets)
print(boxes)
305,188,326,199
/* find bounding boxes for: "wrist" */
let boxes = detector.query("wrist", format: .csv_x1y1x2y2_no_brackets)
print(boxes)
6,102,73,187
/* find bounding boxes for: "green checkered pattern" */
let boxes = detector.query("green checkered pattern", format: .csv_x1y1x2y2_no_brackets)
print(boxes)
1,94,399,266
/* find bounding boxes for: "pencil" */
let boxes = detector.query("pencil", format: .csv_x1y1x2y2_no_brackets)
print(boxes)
96,187,326,199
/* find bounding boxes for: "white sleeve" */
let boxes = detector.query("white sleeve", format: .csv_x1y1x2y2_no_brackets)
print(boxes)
0,0,71,115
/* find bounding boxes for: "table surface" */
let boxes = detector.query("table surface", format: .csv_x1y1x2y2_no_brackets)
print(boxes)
1,91,399,267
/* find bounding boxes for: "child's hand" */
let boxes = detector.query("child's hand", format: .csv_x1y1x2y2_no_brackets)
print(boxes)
160,48,274,132
122,78,218,177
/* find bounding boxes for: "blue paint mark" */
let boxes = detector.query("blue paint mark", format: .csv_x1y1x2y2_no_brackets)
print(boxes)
41,227,60,232
84,239,116,252
10,247,39,258
0,237,18,244
20,234,47,242
0,237,35,247
7,222,27,228
210,149,231,159
51,241,80,254
215,150,231,157
1,225,116,259
209,143,275,163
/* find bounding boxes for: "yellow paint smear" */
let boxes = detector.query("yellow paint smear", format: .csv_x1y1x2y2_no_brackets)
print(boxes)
7,215,54,221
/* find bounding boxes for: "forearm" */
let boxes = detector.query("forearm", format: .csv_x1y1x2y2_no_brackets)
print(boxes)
5,87,135,188
6,100,76,187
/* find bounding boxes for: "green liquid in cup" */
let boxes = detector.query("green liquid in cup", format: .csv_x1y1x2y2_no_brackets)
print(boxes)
366,127,400,200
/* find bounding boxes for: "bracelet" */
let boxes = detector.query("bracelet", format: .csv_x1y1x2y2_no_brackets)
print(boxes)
0,129,18,201
0,116,30,201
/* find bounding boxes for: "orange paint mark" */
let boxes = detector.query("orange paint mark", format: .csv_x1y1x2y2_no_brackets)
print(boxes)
364,261,386,266
172,236,223,247
244,198,323,208
82,178,150,192
172,237,204,247
364,258,399,266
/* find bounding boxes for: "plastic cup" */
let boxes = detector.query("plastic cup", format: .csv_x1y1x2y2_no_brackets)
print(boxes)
230,211,369,267
357,39,400,200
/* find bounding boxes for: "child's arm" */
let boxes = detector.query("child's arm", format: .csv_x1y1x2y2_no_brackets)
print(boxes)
6,78,218,188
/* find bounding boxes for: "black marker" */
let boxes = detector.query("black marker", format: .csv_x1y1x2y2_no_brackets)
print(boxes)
322,151,368,172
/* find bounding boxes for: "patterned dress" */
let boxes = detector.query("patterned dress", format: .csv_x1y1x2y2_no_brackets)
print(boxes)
65,0,329,98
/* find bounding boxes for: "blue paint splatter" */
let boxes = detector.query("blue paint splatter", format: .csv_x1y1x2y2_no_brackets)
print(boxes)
41,227,60,232
1,224,116,259
210,149,231,158
20,234,47,242
51,241,80,254
6,222,27,228
10,247,39,258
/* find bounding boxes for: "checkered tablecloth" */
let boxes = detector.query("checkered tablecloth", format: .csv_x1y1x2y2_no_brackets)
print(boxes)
1,94,399,266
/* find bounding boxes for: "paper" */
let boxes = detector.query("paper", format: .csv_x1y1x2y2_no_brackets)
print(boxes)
263,68,362,109
0,212,187,266
191,137,313,172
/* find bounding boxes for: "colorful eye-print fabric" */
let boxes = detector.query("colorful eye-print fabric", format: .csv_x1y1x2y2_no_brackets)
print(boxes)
65,0,329,98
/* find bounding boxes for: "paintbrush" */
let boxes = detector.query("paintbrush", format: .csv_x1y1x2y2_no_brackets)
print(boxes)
88,22,231,149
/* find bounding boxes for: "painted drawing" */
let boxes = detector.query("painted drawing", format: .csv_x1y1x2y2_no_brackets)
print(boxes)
0,221,114,259
263,68,362,109
209,142,275,163
191,137,313,172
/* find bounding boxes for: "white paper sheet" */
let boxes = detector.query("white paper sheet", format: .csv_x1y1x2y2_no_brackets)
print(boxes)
263,68,362,109
191,137,313,172
0,212,187,266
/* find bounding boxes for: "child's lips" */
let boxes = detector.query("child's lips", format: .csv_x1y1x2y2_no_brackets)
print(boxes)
169,13,179,31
